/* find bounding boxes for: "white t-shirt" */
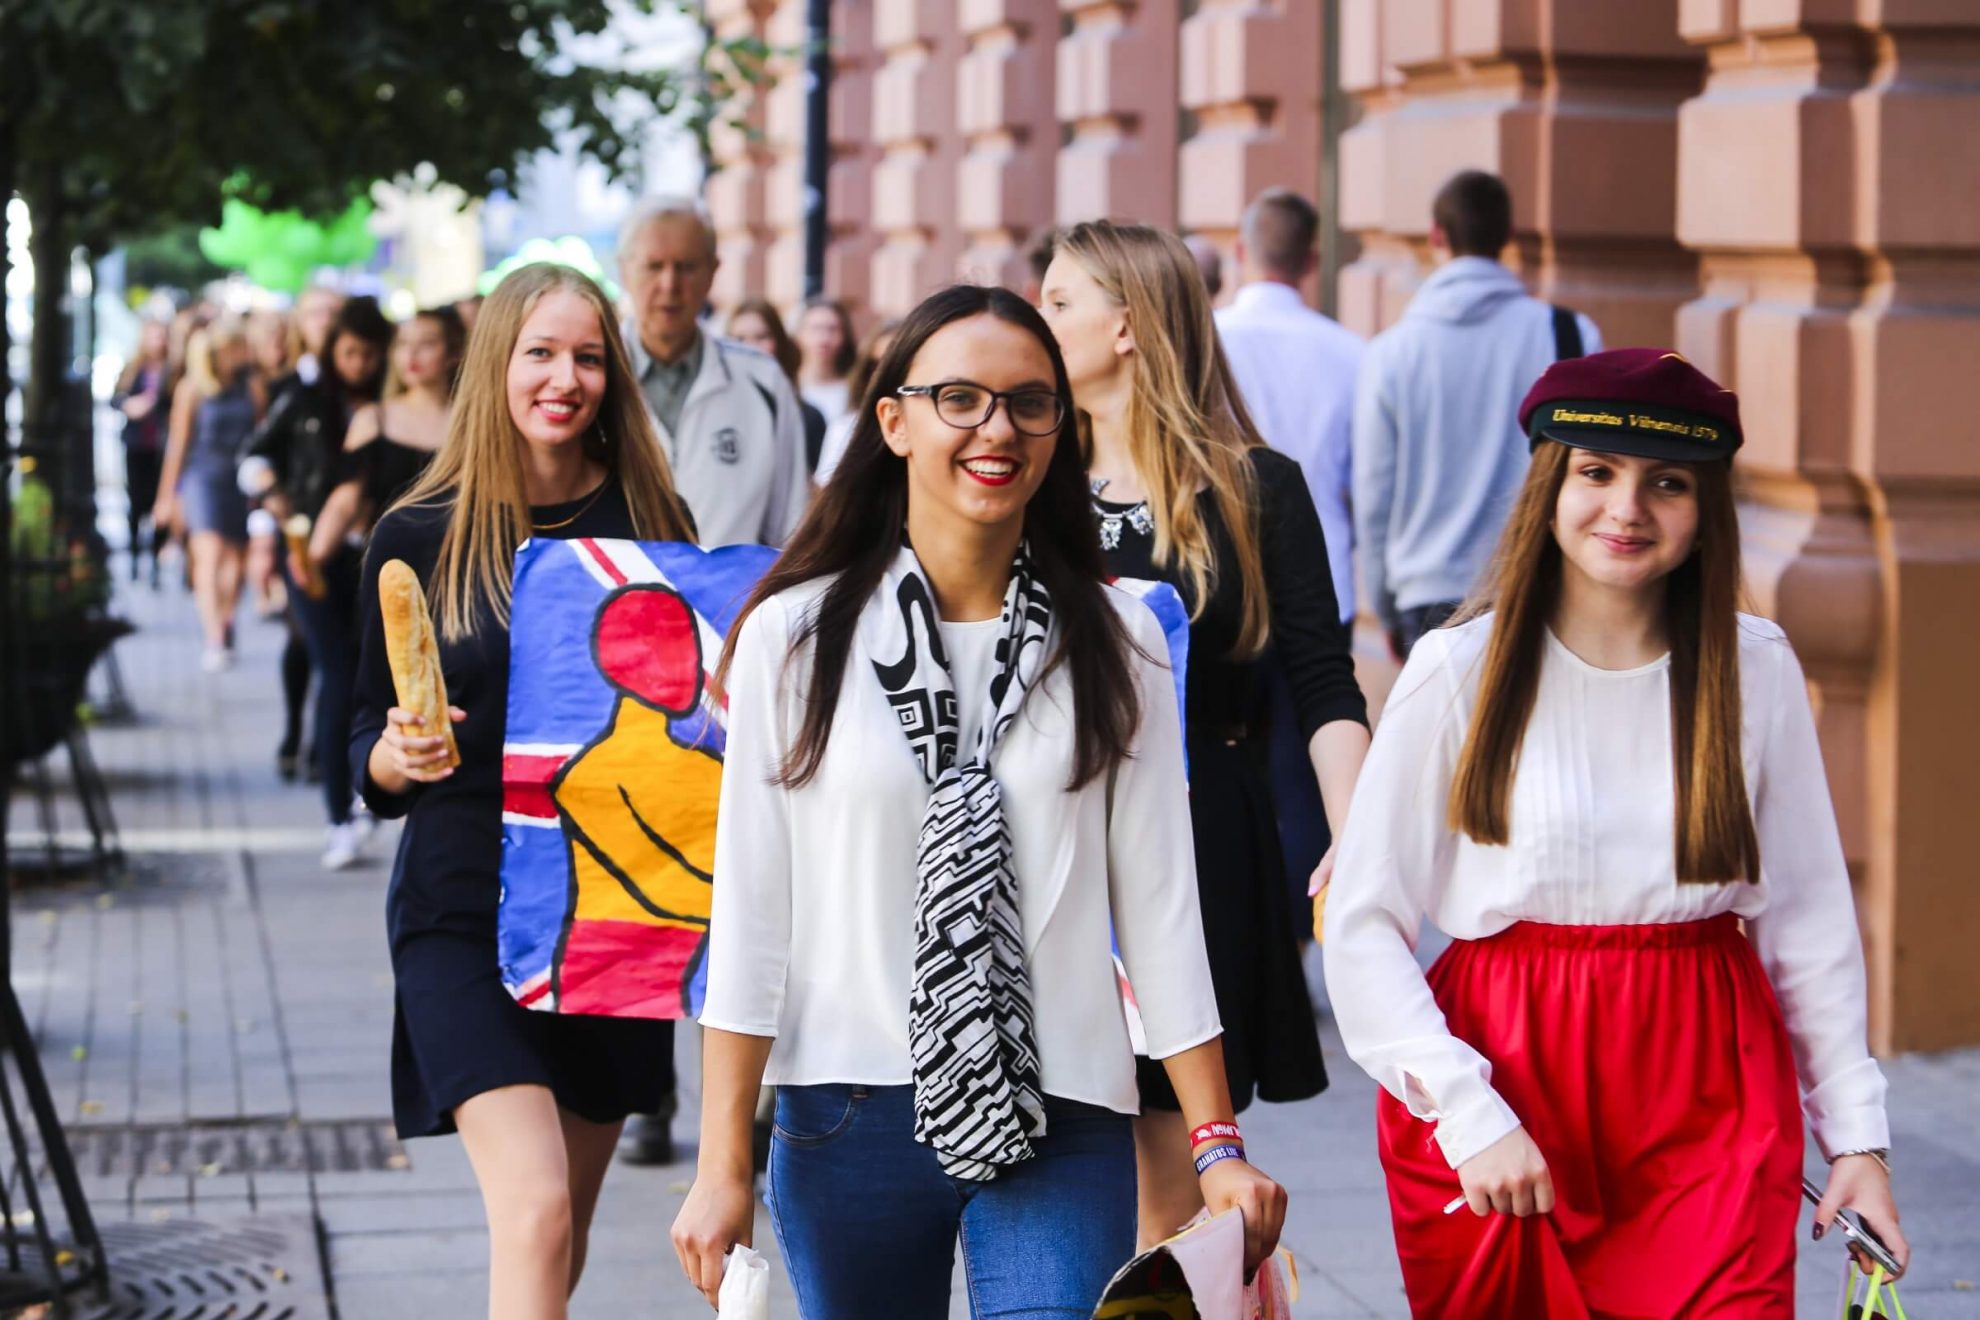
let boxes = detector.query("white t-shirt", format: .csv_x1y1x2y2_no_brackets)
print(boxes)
1324,612,1889,1169
802,379,851,429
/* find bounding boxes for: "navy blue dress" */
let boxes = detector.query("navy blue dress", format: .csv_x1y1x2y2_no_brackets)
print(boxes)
351,479,674,1137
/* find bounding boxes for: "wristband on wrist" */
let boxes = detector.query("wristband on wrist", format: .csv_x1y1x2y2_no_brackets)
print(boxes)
1193,1143,1247,1176
1189,1121,1242,1150
1831,1148,1891,1172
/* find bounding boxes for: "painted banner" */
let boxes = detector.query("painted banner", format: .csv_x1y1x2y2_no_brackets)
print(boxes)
499,538,1190,1023
500,538,776,1019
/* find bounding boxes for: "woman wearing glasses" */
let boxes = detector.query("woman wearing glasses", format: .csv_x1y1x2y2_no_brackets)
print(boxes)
672,284,1286,1316
1039,221,1371,1245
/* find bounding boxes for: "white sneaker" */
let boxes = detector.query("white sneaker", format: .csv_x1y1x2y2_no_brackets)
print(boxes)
201,646,233,674
321,822,363,871
351,805,379,849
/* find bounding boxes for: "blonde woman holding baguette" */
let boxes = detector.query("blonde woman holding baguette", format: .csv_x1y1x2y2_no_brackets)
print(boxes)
351,263,695,1320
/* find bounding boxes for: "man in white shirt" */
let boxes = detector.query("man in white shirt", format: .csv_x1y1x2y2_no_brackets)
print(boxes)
1214,188,1363,625
618,196,808,549
1352,170,1602,657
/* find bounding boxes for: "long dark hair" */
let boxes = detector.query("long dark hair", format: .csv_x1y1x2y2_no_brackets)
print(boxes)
1448,443,1760,884
718,284,1142,791
320,295,393,412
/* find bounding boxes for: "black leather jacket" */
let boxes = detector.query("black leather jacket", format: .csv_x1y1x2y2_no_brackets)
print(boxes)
241,374,354,522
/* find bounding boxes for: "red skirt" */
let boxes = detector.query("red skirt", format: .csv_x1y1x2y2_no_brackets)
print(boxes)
1377,915,1802,1318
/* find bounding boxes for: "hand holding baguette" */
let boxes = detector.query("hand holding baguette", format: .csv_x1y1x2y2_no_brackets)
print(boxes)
378,559,460,774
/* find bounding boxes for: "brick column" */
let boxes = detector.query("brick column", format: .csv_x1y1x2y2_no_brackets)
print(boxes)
1677,1,1980,1052
1177,0,1322,296
1055,0,1181,228
824,0,880,322
759,2,811,312
704,0,778,313
869,1,966,317
956,0,1061,292
1334,0,1702,344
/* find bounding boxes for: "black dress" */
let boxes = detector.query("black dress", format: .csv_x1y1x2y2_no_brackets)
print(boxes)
351,478,674,1137
1097,447,1368,1112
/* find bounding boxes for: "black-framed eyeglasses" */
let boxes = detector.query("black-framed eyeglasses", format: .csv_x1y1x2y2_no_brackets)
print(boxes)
896,381,1067,437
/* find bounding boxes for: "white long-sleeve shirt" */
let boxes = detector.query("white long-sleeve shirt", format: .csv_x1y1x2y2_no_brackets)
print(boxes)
1323,613,1889,1169
699,581,1223,1115
1215,282,1364,623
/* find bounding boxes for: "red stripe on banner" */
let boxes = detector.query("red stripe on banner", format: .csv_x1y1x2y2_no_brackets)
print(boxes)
516,978,553,1008
576,538,628,587
558,919,704,1018
502,752,570,818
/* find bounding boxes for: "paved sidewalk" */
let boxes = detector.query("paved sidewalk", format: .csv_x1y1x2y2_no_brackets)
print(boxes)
7,575,1979,1316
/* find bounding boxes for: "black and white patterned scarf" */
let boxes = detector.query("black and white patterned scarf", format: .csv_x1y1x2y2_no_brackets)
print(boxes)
865,542,1053,1180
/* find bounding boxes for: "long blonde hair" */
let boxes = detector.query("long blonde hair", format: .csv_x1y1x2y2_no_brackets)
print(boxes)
1447,443,1760,883
183,317,248,401
1057,221,1271,655
396,263,695,641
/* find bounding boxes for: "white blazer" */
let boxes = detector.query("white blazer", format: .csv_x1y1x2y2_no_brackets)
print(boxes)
699,579,1222,1116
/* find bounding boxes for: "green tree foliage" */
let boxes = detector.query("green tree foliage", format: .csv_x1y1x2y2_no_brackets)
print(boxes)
0,0,748,425
1,0,714,244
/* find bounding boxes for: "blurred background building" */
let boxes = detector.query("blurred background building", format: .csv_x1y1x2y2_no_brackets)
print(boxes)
687,0,1979,1055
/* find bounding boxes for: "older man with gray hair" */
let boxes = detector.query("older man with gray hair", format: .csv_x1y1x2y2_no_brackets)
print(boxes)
617,195,808,550
612,196,807,1168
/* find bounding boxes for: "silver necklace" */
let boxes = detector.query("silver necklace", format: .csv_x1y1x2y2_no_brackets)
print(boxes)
1090,477,1153,551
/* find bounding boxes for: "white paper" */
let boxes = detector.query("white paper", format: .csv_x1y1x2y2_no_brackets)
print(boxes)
717,1244,770,1320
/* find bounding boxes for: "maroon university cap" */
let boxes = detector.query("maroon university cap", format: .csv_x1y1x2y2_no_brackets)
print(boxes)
1520,348,1742,462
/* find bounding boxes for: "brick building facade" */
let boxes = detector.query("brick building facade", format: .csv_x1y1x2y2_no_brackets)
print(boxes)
700,0,1980,1054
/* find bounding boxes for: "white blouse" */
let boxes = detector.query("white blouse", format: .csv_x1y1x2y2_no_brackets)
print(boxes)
699,581,1222,1115
1324,613,1889,1169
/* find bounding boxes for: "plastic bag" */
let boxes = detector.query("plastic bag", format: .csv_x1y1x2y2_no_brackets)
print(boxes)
718,1244,770,1320
1839,1261,1908,1320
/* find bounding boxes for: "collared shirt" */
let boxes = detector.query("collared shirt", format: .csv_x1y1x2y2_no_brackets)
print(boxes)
700,581,1222,1113
626,327,809,548
1215,282,1364,623
635,331,704,439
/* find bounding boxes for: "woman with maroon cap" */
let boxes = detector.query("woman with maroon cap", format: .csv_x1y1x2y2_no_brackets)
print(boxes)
1323,349,1907,1314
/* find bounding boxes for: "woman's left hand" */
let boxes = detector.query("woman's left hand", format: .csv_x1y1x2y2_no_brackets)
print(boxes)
1815,1153,1909,1278
1307,842,1337,898
1198,1156,1287,1279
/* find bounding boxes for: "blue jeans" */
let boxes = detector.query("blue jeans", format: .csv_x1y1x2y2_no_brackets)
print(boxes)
285,546,359,826
767,1084,1134,1319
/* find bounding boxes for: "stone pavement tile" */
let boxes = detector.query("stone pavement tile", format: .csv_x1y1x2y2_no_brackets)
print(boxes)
1278,1261,1381,1319
252,1170,314,1198
192,1172,254,1201
315,1191,486,1235
327,1224,488,1276
328,1266,491,1318
131,1174,193,1205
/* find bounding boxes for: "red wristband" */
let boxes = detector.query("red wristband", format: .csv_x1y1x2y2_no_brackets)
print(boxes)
1189,1121,1242,1150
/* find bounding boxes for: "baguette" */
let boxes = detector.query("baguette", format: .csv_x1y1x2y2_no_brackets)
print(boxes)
378,558,460,771
283,515,326,599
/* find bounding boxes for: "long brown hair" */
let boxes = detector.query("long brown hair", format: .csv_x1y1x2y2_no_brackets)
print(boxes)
1447,443,1760,884
717,284,1141,791
396,263,694,641
1055,220,1271,655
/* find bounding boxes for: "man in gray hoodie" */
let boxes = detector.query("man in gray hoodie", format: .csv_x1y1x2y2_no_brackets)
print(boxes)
1351,170,1602,657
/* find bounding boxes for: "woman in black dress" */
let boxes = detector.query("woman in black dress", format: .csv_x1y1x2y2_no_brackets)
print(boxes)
1041,220,1373,1244
243,297,393,868
311,304,466,560
351,264,695,1318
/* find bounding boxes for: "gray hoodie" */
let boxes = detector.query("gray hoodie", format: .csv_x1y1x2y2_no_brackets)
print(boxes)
1350,257,1601,629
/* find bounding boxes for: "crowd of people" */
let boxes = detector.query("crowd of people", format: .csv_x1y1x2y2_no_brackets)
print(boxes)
113,170,1907,1319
